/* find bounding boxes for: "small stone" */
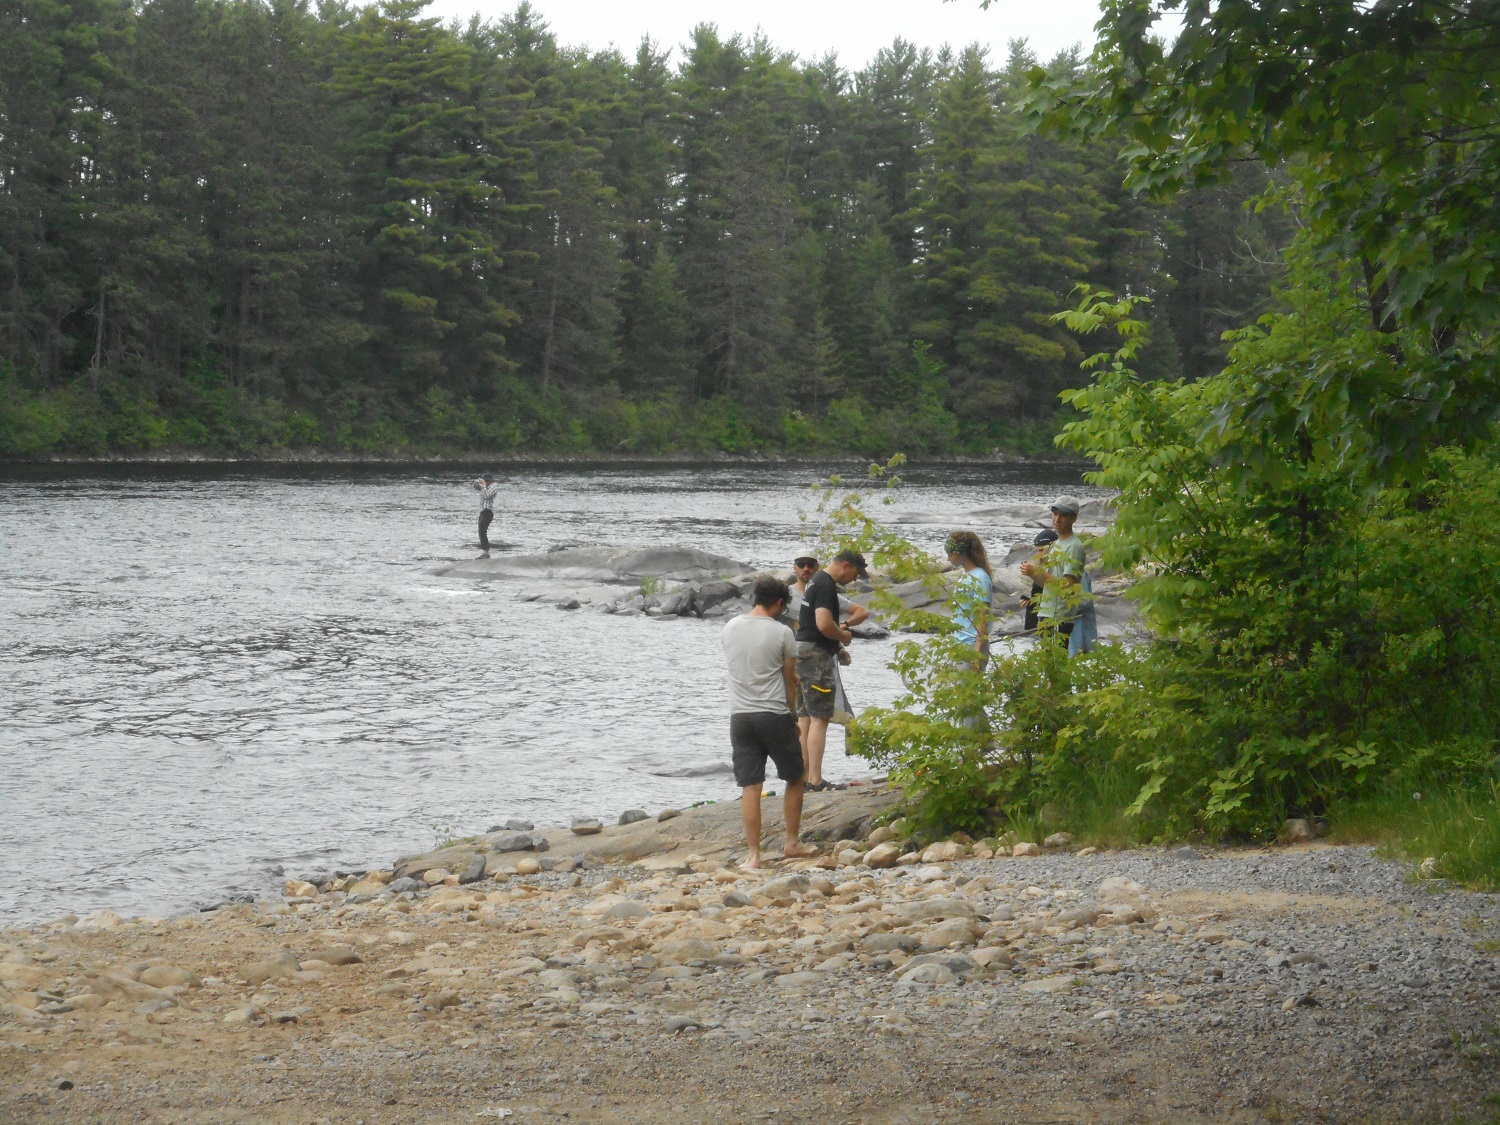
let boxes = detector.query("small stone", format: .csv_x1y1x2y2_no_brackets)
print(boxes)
224,1004,264,1024
971,947,1013,969
283,880,318,898
1077,846,1099,857
898,962,954,985
387,877,422,894
1012,842,1041,858
316,946,363,966
602,901,651,921
861,933,920,954
504,818,535,832
1092,960,1125,974
1282,994,1318,1011
1018,975,1075,993
1171,846,1201,861
55,1078,74,1090
422,869,451,885
658,939,718,964
515,858,542,876
571,818,603,836
921,841,966,864
896,851,921,865
490,833,538,853
618,809,650,826
721,890,753,909
1286,951,1322,966
243,953,301,986
657,808,681,822
865,825,895,847
773,971,823,989
1043,832,1075,849
862,842,901,869
1090,1008,1120,1021
1196,929,1230,944
459,855,487,884
428,990,461,1010
139,965,201,989
665,1014,702,1033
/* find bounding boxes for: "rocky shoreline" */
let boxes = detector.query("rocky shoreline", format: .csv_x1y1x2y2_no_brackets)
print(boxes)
4,786,1497,1123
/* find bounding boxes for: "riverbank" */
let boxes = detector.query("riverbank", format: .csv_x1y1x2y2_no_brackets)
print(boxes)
2,451,1091,467
4,786,1496,1123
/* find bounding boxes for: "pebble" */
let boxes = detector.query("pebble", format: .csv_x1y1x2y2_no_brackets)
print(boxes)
618,809,650,826
657,808,681,821
515,858,542,876
571,818,603,836
1012,842,1041,857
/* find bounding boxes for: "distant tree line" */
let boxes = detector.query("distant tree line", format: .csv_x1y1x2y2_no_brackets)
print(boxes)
0,0,1290,456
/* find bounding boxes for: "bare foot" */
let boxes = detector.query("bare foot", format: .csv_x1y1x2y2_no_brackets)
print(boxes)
781,842,819,859
739,854,762,871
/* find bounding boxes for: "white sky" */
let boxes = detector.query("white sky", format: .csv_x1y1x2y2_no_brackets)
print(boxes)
423,0,1106,70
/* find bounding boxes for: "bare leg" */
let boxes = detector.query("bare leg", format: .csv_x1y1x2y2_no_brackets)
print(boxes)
781,778,817,858
797,716,811,766
805,718,829,786
740,784,763,870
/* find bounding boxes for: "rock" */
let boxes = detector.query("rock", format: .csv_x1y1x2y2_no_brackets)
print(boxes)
618,809,650,826
1043,832,1075,849
864,842,902,869
1285,818,1316,843
1171,846,1201,861
1055,908,1098,928
602,901,652,921
571,818,603,836
223,1004,263,1024
912,864,948,883
1419,856,1440,877
903,897,976,922
865,825,896,847
316,946,363,966
759,874,810,900
647,965,698,981
284,880,318,898
658,940,719,964
693,580,743,614
387,877,422,894
536,969,580,988
1196,929,1230,944
971,947,1013,969
422,869,451,885
139,965,201,989
1099,876,1146,900
243,953,301,986
437,545,756,584
1092,960,1125,974
896,852,922,865
1077,847,1099,857
721,890,754,909
1090,1008,1121,1021
1012,842,1041,857
920,919,979,948
490,833,541,853
898,962,955,985
428,990,461,1010
665,1014,703,1033
515,858,542,876
503,819,535,832
773,972,823,989
861,933,920,954
657,808,681,822
459,854,487,885
556,598,581,610
1018,975,1075,993
921,841,967,863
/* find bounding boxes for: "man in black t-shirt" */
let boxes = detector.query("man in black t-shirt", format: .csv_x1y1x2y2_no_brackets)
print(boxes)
795,548,868,790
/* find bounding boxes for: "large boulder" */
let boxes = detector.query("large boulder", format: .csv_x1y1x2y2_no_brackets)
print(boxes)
434,546,755,584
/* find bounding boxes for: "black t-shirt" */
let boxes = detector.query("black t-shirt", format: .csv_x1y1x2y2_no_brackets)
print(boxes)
796,570,842,654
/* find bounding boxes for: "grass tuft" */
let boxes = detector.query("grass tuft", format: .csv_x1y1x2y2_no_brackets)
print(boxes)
1326,781,1500,891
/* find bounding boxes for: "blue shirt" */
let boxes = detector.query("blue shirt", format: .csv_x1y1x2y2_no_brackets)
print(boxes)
951,567,993,645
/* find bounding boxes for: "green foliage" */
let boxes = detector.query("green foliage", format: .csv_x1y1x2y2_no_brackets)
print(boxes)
0,1,1287,459
1329,785,1500,892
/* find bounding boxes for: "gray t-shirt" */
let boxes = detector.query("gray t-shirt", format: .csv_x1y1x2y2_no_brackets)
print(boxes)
722,614,796,715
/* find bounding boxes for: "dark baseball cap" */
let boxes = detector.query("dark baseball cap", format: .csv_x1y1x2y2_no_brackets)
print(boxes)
1033,529,1059,547
833,549,868,579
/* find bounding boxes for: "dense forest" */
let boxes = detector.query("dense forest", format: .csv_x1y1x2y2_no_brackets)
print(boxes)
0,0,1289,457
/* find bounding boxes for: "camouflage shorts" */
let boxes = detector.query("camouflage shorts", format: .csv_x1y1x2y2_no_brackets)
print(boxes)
795,642,837,719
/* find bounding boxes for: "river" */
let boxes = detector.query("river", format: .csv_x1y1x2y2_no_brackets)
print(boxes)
0,460,1092,925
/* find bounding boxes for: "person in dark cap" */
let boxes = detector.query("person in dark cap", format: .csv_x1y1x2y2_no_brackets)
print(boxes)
471,471,500,553
794,548,868,790
1020,528,1059,632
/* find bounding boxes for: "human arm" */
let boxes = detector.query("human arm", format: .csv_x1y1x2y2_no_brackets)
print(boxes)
782,656,798,713
843,600,869,627
815,606,852,646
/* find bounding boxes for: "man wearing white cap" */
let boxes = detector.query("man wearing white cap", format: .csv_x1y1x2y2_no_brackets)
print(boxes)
1020,495,1085,644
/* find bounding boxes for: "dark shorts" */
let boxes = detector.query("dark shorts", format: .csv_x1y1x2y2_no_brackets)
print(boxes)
730,712,806,789
795,642,837,719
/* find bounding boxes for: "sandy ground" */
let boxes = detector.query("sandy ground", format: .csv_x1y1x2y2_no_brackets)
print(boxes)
4,789,1499,1124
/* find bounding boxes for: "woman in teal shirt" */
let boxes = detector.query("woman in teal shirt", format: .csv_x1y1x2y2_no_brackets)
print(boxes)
945,530,993,669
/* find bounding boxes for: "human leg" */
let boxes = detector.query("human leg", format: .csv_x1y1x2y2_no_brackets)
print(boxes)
763,714,816,858
740,783,764,869
478,509,493,550
804,718,829,787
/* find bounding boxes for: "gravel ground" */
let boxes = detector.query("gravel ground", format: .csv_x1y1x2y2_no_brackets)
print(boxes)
3,842,1498,1124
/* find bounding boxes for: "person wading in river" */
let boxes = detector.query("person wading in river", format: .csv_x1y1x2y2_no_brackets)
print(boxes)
722,575,819,870
472,472,500,553
795,549,868,791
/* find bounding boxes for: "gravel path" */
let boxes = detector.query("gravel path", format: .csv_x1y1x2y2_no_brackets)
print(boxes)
3,842,1497,1123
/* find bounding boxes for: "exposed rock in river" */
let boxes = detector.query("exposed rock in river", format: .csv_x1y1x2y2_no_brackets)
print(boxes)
434,545,756,584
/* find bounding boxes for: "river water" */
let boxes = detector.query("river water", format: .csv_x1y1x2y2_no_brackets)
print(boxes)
0,461,1090,925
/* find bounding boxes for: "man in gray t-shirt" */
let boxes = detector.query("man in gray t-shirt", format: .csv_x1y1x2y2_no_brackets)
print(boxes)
721,575,820,870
